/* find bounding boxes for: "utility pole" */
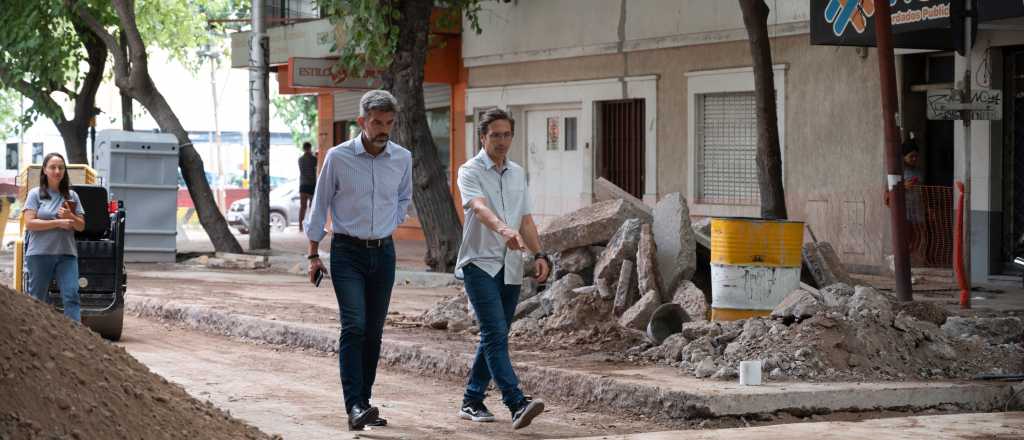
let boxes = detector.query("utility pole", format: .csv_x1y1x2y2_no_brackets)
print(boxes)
958,0,973,309
873,0,913,302
248,0,271,250
210,53,225,212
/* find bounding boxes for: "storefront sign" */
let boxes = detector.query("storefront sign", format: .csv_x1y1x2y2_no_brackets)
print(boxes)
926,89,1002,120
288,57,383,90
810,0,961,51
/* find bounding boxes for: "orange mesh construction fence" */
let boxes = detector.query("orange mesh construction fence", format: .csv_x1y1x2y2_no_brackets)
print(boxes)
905,185,954,268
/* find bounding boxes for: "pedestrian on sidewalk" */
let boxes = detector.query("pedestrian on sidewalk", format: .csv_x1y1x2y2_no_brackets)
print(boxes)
23,152,86,322
455,108,551,430
297,141,317,232
304,90,412,431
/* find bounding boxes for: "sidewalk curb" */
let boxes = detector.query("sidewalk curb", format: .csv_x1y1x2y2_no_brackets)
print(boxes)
126,297,1018,420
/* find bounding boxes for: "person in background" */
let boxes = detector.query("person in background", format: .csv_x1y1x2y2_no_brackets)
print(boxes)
23,152,85,321
902,134,928,266
298,141,317,232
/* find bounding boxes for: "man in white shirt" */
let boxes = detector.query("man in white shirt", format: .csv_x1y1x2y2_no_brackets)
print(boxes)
454,108,551,430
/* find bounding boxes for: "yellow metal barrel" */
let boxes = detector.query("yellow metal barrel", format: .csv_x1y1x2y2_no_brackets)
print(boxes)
710,218,804,321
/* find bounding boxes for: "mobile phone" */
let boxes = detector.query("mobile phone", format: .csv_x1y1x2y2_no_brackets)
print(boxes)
314,268,325,287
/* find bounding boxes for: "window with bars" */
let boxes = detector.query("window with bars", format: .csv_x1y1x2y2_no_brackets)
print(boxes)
695,92,760,206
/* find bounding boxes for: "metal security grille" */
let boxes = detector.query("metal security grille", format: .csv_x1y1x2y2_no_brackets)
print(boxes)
695,92,760,205
598,99,645,199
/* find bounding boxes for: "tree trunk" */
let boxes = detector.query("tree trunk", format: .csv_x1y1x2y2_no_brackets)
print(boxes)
381,0,462,272
132,77,244,254
739,0,787,220
55,121,89,164
73,0,243,254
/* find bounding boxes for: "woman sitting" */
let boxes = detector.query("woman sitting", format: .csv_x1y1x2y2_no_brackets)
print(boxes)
23,153,85,321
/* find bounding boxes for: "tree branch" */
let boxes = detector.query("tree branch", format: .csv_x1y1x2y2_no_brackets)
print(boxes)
0,63,68,124
110,0,149,75
66,0,129,81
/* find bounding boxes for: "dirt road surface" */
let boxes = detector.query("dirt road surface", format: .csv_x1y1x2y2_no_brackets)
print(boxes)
118,316,670,440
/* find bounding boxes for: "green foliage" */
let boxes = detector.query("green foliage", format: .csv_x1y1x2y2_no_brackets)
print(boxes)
272,93,318,150
316,0,486,77
0,88,21,139
0,0,248,133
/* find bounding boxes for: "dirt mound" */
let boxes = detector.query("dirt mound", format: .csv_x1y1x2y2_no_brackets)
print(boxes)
0,285,275,440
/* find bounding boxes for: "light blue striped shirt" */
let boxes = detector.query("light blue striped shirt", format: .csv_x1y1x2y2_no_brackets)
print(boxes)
304,135,413,242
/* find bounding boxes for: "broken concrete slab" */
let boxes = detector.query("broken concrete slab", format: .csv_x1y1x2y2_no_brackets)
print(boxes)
620,290,662,331
596,278,615,300
539,273,586,316
803,242,856,287
514,295,542,321
653,193,697,294
555,246,597,276
636,223,662,301
420,294,473,330
539,199,652,253
613,260,639,316
943,317,1024,345
593,177,652,215
671,281,708,322
846,286,895,325
594,218,642,281
771,289,823,323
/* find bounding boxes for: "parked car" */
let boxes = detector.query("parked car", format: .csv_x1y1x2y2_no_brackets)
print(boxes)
226,181,300,234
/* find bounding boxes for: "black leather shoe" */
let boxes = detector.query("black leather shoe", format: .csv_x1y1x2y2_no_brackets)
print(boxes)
365,416,388,427
348,404,379,431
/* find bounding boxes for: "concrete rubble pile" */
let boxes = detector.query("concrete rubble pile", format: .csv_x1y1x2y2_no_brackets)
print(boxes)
636,283,1024,381
419,189,1024,382
420,194,705,350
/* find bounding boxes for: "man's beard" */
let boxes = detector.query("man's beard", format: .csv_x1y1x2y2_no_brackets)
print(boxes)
371,134,389,148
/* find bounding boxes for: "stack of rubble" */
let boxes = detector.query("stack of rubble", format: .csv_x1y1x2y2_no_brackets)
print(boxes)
421,194,709,350
636,283,1024,381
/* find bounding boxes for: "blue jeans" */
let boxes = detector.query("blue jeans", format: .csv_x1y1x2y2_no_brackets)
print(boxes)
25,254,80,322
329,238,396,414
462,264,524,409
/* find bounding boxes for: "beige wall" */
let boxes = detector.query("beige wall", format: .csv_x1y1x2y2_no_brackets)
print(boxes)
468,35,889,268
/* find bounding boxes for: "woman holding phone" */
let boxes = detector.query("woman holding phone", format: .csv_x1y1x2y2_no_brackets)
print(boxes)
23,153,85,321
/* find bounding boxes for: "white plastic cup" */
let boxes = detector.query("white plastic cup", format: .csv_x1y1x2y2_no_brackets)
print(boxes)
739,360,763,386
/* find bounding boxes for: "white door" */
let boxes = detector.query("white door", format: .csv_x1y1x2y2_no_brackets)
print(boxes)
526,109,583,223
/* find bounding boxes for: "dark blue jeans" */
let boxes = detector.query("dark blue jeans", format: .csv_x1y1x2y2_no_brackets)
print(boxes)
329,238,396,414
462,264,524,409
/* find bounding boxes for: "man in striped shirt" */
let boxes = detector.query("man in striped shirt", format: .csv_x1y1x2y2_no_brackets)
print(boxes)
304,90,412,431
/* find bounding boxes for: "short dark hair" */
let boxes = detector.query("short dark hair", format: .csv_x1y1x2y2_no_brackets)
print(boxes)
302,142,312,150
478,108,515,137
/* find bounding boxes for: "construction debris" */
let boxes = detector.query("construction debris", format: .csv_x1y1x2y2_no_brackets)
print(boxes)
593,177,652,216
803,242,856,287
653,193,697,294
594,218,642,282
636,224,662,300
539,199,652,253
613,260,639,316
638,284,1024,381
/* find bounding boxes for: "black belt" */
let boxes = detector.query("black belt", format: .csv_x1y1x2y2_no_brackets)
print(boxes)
334,233,393,248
